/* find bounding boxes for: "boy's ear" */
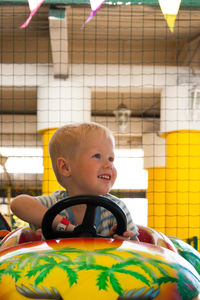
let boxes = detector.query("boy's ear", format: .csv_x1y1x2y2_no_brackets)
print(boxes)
57,157,71,177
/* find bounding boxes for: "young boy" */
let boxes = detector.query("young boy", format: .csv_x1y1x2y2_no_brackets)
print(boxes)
11,122,139,240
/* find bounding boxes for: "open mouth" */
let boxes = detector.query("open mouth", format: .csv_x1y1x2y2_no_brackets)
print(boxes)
98,174,111,180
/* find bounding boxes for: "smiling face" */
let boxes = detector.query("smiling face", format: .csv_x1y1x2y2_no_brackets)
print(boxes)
66,130,117,196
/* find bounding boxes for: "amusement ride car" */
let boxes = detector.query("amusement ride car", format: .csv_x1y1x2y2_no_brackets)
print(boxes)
0,195,200,300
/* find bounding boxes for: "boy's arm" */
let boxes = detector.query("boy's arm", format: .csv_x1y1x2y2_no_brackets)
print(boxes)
11,195,74,231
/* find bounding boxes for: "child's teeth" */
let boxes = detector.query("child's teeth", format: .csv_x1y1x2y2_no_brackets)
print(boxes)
99,175,110,179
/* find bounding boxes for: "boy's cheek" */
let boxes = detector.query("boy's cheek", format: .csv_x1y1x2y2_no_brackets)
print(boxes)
113,168,117,182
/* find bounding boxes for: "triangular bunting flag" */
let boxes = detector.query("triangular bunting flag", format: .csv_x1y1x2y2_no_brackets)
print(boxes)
158,0,181,33
21,0,45,28
82,0,105,29
90,0,105,11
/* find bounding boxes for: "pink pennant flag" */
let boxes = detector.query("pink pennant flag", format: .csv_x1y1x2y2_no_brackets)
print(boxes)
82,0,105,29
21,0,45,28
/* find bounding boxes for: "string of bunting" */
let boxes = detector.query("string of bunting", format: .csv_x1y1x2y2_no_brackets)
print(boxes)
21,0,182,33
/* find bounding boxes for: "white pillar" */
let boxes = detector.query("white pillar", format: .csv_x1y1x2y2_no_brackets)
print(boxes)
160,85,200,134
143,133,166,170
49,7,69,79
37,78,91,132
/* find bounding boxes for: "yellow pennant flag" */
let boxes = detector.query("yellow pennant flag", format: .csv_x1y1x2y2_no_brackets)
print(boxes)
158,0,181,32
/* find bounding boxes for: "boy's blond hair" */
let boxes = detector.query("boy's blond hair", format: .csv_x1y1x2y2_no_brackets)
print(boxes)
49,122,114,185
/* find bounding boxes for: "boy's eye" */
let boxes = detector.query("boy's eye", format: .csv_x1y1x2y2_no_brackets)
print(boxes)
93,153,101,159
109,156,114,162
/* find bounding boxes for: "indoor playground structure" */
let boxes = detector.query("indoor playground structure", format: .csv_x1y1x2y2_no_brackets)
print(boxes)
0,0,200,298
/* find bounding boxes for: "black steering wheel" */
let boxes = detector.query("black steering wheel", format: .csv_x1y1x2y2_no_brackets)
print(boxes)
42,195,127,240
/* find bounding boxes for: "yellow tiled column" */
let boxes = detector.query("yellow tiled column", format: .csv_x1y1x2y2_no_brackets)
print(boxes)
165,131,200,245
160,85,200,250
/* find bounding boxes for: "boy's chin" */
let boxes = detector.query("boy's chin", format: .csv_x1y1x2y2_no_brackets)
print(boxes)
87,190,110,196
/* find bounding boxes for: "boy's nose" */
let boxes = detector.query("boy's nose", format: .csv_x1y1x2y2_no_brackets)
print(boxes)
103,159,112,168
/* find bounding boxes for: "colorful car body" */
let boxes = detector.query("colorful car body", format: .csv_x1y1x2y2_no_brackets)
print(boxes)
0,226,200,300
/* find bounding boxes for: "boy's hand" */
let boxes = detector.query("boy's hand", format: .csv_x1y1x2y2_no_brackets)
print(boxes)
110,224,139,241
67,223,75,231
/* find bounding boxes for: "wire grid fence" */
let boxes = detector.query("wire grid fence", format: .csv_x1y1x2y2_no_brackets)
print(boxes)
0,2,199,248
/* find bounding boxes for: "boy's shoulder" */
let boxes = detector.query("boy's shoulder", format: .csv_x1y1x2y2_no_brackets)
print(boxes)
53,190,67,200
103,193,121,205
36,190,67,204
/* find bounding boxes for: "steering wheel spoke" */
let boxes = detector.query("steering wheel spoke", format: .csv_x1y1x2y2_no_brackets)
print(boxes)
82,204,96,227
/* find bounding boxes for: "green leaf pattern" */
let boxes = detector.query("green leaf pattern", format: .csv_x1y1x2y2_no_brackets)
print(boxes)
0,246,200,299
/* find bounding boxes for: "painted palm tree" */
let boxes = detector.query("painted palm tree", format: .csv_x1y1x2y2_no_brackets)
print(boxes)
0,247,200,299
170,237,200,276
